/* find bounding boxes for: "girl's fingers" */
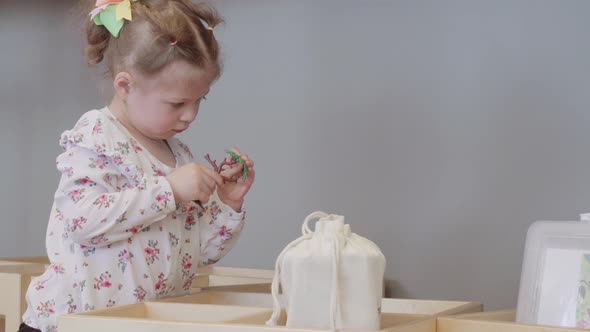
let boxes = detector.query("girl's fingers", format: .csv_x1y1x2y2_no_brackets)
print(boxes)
221,164,243,178
201,166,224,187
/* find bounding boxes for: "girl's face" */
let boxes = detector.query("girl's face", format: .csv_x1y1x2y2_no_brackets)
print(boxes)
125,60,217,140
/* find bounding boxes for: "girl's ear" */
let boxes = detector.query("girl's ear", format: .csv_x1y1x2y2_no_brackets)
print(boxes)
113,71,133,102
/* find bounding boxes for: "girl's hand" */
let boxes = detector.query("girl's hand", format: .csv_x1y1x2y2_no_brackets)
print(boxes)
166,163,223,204
217,148,255,212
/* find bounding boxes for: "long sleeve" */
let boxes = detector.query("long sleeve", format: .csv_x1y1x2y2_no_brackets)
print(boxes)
198,191,246,265
171,139,247,266
55,145,176,248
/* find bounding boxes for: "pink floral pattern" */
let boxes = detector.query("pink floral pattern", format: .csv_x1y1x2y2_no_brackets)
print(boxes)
67,188,86,203
130,138,143,152
217,225,233,241
168,232,179,247
118,249,134,273
185,214,196,231
54,209,64,221
209,201,222,223
93,194,115,209
151,192,172,212
67,295,77,314
88,155,109,170
36,300,56,318
112,154,124,166
181,253,193,279
144,240,160,265
89,233,109,245
33,278,48,291
154,272,169,296
126,223,144,234
23,108,246,332
93,271,113,290
92,118,103,135
133,286,147,301
152,164,165,176
69,216,87,232
74,176,97,187
63,166,74,178
51,264,66,275
182,273,195,291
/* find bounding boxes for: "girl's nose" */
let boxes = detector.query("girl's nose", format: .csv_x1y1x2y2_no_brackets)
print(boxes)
180,106,198,123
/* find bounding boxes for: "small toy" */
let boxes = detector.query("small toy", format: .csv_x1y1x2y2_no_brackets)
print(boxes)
194,150,248,209
223,149,248,181
203,150,247,182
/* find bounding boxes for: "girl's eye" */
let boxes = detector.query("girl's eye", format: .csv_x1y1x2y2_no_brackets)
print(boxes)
171,102,184,108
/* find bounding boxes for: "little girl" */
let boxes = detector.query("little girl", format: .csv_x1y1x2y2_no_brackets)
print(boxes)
21,1,255,331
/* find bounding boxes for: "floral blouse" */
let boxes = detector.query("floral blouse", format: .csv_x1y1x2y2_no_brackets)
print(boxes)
22,107,245,332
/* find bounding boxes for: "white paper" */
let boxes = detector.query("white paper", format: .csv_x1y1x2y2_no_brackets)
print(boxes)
536,248,581,327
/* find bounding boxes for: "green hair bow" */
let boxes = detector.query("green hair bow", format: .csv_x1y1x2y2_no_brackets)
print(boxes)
90,0,136,38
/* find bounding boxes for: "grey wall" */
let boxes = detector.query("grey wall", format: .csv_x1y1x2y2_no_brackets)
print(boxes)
2,0,590,310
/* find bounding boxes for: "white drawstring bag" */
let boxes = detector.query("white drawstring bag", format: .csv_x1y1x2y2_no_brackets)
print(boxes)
266,212,386,331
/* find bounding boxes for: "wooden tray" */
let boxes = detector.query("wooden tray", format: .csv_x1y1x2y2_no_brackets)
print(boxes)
59,301,435,332
437,310,584,332
158,291,482,316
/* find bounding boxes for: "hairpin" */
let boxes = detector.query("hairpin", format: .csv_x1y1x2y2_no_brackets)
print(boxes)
90,0,137,38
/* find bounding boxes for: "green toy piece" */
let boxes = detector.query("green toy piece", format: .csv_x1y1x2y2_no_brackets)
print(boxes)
225,149,248,181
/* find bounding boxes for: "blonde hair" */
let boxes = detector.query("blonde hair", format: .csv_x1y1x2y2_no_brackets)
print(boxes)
85,0,223,77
